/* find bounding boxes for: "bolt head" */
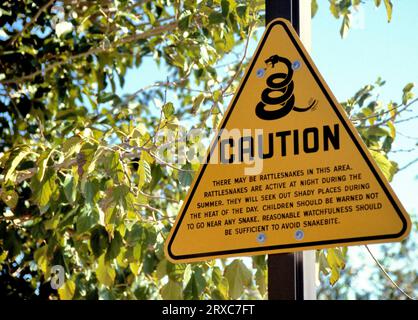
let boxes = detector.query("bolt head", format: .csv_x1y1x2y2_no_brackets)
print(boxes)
256,68,265,78
295,229,304,240
292,60,301,70
257,233,266,243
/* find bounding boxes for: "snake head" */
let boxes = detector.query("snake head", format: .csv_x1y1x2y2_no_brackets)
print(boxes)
265,54,280,68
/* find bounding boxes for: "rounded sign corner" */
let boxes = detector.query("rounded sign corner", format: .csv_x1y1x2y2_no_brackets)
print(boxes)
164,241,181,264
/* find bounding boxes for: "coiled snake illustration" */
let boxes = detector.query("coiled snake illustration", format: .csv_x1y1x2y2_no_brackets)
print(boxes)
255,54,317,120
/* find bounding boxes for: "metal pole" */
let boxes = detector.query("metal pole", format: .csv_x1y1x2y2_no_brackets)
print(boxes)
266,0,314,300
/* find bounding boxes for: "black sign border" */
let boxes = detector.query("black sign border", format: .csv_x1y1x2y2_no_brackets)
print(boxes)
167,19,409,261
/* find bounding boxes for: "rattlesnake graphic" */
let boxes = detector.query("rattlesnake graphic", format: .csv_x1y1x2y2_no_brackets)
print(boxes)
255,54,317,120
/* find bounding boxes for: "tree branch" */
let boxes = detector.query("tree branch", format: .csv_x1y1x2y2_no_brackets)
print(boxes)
354,98,418,129
399,158,418,171
8,0,56,46
365,245,416,300
0,21,178,85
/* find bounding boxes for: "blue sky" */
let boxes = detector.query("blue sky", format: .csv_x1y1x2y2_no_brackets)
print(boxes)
311,1,418,297
311,1,418,214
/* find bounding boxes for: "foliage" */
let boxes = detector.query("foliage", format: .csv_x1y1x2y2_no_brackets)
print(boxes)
0,0,414,300
311,0,393,37
318,212,418,299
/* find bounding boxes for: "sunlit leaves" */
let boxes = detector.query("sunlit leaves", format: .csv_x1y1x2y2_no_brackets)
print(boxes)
402,82,415,105
58,280,76,300
211,266,229,299
31,168,58,210
324,0,394,37
163,102,175,120
36,149,53,182
317,248,348,286
137,159,152,189
96,255,116,287
161,280,183,300
383,0,393,22
178,164,194,186
34,245,49,274
62,173,77,204
252,255,267,297
2,146,31,183
311,0,319,18
76,206,99,234
224,259,252,299
370,150,398,181
184,266,207,299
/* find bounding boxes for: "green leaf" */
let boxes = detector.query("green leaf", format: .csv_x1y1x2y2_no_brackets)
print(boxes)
98,93,120,104
402,82,414,105
34,245,48,273
63,136,83,158
1,190,18,209
44,213,60,230
83,179,100,204
329,0,339,18
370,150,398,181
178,163,194,186
211,266,228,299
58,280,76,300
163,102,175,119
236,5,247,19
221,0,230,17
255,268,267,297
387,121,396,139
318,250,330,276
90,226,109,258
211,278,229,300
31,168,57,209
383,0,393,22
212,266,223,285
76,207,99,234
367,126,390,137
403,82,414,93
156,259,168,280
329,265,340,286
105,231,123,261
125,223,145,246
161,280,183,300
183,264,192,286
326,248,346,286
374,0,382,7
209,12,224,25
178,14,191,31
311,0,318,18
63,174,77,204
96,255,115,287
340,14,350,38
184,267,206,299
4,146,30,183
36,150,53,182
192,93,205,114
138,159,151,189
224,259,252,299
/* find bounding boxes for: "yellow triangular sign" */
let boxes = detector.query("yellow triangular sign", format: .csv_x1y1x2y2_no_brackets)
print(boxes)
165,19,411,263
